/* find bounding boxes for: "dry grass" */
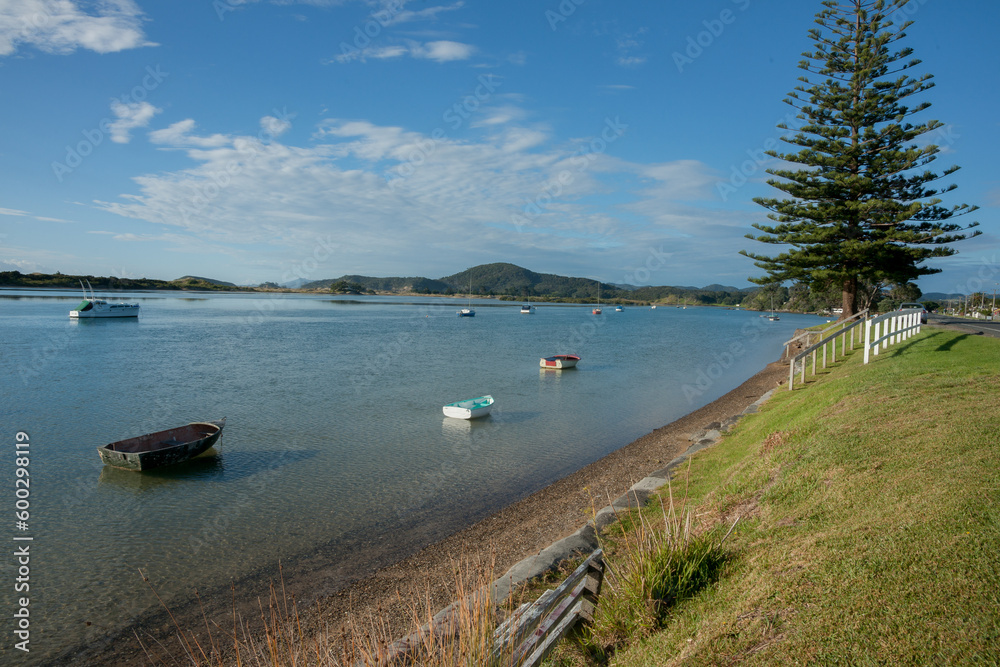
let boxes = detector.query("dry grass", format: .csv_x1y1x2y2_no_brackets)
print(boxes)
139,554,523,667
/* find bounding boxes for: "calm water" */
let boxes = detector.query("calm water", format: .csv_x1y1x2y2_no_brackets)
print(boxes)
0,291,823,662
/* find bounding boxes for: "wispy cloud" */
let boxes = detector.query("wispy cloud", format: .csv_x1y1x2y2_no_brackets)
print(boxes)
615,29,648,67
109,100,160,143
260,115,293,137
149,119,230,148
385,2,465,26
0,0,156,56
0,206,72,223
90,112,753,283
331,39,475,63
418,39,474,61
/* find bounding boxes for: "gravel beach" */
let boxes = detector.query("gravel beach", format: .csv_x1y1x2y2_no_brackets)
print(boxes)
301,359,789,654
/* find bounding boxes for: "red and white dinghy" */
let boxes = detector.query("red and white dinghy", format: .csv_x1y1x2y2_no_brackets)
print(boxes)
540,354,580,369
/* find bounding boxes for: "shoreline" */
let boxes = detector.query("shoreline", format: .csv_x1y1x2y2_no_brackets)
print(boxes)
64,358,789,665
296,358,790,654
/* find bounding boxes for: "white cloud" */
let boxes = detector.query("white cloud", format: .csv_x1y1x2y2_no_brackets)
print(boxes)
602,27,647,68
419,40,474,62
109,100,160,144
149,119,231,148
92,113,741,284
473,105,528,127
0,0,156,56
507,51,527,66
331,39,475,63
0,206,72,223
260,115,292,138
385,2,464,25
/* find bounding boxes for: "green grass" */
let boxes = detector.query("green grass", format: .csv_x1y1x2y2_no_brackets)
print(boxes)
605,328,1000,665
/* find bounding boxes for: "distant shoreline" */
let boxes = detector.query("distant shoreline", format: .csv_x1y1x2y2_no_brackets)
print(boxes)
0,286,793,312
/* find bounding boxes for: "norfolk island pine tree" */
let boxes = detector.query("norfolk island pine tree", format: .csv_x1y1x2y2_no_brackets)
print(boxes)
740,0,980,319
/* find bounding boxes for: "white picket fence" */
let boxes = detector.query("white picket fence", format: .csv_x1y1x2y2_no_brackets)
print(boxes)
787,311,867,390
863,308,923,363
787,308,924,390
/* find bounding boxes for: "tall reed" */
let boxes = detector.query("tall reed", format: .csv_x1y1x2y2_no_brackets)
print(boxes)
588,486,729,651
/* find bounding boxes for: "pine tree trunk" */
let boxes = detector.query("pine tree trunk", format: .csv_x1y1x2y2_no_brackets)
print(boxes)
841,277,858,321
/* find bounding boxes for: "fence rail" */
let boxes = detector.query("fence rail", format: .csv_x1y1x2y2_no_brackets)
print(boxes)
493,548,604,667
788,310,868,391
863,308,923,363
788,308,925,390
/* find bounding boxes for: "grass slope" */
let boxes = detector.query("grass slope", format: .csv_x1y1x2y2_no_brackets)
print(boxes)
609,328,1000,665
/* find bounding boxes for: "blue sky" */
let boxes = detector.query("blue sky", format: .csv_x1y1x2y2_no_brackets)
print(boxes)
0,0,996,293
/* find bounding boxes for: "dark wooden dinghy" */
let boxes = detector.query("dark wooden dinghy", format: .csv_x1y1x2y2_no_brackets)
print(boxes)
97,418,226,471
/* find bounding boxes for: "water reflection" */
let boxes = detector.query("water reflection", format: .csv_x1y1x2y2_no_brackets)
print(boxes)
69,317,140,326
97,449,320,490
98,451,224,490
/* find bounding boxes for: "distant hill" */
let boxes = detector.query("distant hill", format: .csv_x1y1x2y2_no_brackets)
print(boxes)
438,263,612,299
920,292,965,302
301,275,451,293
172,275,236,287
702,283,754,293
0,270,249,291
301,263,749,305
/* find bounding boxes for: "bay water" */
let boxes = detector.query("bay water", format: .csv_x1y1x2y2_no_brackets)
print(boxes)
0,291,823,662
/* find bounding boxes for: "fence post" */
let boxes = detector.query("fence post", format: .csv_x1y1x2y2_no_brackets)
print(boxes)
864,318,871,364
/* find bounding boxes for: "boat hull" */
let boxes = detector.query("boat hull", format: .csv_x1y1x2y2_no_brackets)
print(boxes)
540,355,580,369
442,396,494,419
70,300,140,318
97,419,225,471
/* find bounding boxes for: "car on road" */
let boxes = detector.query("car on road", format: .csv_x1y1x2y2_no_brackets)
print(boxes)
899,302,928,324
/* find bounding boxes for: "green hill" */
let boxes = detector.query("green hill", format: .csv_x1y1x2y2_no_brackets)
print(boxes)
439,263,610,299
172,275,237,287
301,263,749,305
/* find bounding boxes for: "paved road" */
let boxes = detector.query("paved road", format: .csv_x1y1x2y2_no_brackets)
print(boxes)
927,315,1000,339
